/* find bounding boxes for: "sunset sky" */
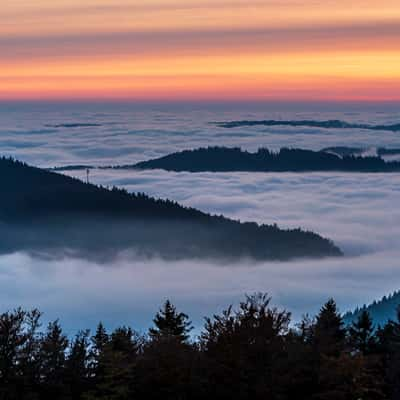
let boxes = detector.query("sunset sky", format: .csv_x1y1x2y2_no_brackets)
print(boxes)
2,0,400,101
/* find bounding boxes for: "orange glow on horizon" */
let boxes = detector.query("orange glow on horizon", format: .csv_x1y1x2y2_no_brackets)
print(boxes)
1,0,399,102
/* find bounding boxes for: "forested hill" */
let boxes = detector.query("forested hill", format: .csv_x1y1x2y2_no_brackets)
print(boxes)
344,291,400,327
0,157,342,261
130,147,400,172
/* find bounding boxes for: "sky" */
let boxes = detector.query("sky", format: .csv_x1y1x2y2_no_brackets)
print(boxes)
1,0,400,101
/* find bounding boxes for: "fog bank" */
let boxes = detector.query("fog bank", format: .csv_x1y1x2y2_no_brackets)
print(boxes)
1,250,399,333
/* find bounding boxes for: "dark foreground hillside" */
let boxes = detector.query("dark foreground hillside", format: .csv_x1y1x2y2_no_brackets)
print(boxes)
0,157,341,260
1,295,400,400
132,146,400,172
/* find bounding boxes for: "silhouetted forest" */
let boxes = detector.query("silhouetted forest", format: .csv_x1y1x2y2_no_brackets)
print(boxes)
344,291,400,327
132,146,400,172
0,157,341,260
1,294,400,399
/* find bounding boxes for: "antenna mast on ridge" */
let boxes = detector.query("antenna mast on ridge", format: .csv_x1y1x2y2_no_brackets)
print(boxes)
86,168,90,184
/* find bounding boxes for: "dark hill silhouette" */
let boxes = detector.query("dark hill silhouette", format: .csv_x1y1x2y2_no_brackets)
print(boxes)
344,291,400,327
130,147,400,172
0,157,341,261
44,123,102,128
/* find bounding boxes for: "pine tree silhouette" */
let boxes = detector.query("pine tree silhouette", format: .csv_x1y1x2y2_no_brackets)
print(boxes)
149,300,192,343
349,310,375,355
314,299,346,356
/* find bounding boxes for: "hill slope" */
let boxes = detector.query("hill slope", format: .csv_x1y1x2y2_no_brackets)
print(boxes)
344,291,400,327
0,157,342,261
131,147,400,173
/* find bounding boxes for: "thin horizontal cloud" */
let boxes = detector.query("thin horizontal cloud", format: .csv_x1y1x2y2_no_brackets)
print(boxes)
2,21,400,62
2,76,400,102
3,0,400,37
2,0,313,18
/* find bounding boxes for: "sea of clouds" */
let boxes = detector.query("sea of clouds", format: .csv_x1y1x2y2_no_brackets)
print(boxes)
1,168,397,333
1,102,400,333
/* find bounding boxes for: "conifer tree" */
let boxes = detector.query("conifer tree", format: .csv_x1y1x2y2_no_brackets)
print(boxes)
85,327,141,400
0,309,32,399
314,299,346,356
92,322,108,356
149,300,192,343
18,309,42,398
65,330,90,399
137,303,195,400
376,308,400,399
349,310,375,355
39,320,68,399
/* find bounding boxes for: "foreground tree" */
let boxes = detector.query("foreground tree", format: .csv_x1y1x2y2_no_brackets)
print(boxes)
200,293,291,399
349,310,376,355
134,301,196,400
149,300,192,343
376,308,400,400
313,299,346,357
0,309,42,400
65,330,90,399
39,320,69,399
85,326,142,400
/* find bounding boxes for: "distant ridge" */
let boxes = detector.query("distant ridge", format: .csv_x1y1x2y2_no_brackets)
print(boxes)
0,157,342,261
129,147,400,173
44,123,102,128
215,119,400,132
